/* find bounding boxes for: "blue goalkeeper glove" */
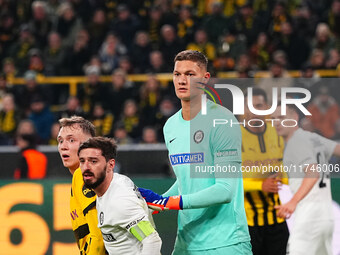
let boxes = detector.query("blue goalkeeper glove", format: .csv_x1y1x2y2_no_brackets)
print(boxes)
138,187,183,211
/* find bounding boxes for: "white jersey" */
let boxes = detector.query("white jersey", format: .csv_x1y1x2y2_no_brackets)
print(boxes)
284,128,336,222
96,173,157,255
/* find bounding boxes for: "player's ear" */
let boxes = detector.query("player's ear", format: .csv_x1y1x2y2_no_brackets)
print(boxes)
107,159,115,171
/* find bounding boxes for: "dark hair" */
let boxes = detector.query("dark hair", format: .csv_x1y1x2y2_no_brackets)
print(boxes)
174,50,208,70
19,134,37,147
59,116,95,137
244,87,268,103
78,137,117,161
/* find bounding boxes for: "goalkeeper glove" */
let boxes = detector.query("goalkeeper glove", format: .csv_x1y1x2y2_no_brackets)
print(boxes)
138,187,183,211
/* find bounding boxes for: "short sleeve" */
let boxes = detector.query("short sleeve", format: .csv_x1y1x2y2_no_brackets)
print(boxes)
313,133,337,162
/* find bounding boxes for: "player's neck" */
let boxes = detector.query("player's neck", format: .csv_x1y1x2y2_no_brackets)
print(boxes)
181,97,201,121
68,164,79,175
95,172,113,197
284,127,299,143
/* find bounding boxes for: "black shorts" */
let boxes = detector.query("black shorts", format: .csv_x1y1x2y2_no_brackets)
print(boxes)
249,221,289,255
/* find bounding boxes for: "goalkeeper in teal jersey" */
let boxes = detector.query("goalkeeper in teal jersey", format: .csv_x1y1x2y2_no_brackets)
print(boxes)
139,50,251,255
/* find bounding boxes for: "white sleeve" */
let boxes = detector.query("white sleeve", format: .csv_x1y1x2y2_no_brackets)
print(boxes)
313,133,337,162
140,231,162,255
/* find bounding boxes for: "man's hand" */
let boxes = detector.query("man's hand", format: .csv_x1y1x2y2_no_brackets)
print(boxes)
275,199,297,218
262,175,282,193
138,188,182,211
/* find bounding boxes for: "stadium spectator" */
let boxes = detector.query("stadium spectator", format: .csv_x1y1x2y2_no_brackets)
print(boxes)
214,31,247,71
28,48,44,74
309,48,326,69
235,54,252,74
144,6,163,47
77,65,110,114
2,58,17,80
147,50,171,73
297,64,321,91
9,24,37,75
271,50,289,69
118,56,134,74
0,12,16,60
325,0,340,38
56,2,83,48
14,133,47,179
139,75,162,126
130,31,153,73
202,2,229,44
140,126,159,144
43,32,66,76
0,94,22,145
307,86,340,138
87,9,109,54
29,1,53,49
154,97,178,140
268,1,291,40
16,119,36,138
325,48,340,69
274,21,310,69
28,95,55,144
187,29,216,62
176,5,197,46
249,32,274,70
113,124,133,145
292,3,318,40
159,25,185,70
110,4,141,49
90,103,114,137
311,23,336,59
231,2,264,47
99,33,124,74
14,70,49,115
117,99,143,140
58,96,86,119
0,73,14,107
68,0,93,24
108,68,135,119
64,29,91,75
48,122,60,145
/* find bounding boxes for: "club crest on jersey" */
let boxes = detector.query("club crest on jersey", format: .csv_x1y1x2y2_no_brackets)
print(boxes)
194,130,204,143
82,185,96,198
99,212,104,225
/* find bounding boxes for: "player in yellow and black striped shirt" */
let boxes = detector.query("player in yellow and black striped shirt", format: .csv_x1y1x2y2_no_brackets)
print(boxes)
58,116,106,255
241,88,289,255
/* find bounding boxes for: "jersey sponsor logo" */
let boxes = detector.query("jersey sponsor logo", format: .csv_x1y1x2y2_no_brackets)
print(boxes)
99,212,104,225
169,153,204,165
193,130,204,143
70,210,78,220
102,232,116,242
125,216,145,230
216,149,238,157
82,185,96,198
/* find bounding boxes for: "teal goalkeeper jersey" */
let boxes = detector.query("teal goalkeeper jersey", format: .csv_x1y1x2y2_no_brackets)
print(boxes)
163,100,250,251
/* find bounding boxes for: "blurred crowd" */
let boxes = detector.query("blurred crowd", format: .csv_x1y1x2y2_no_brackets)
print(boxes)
1,0,340,145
